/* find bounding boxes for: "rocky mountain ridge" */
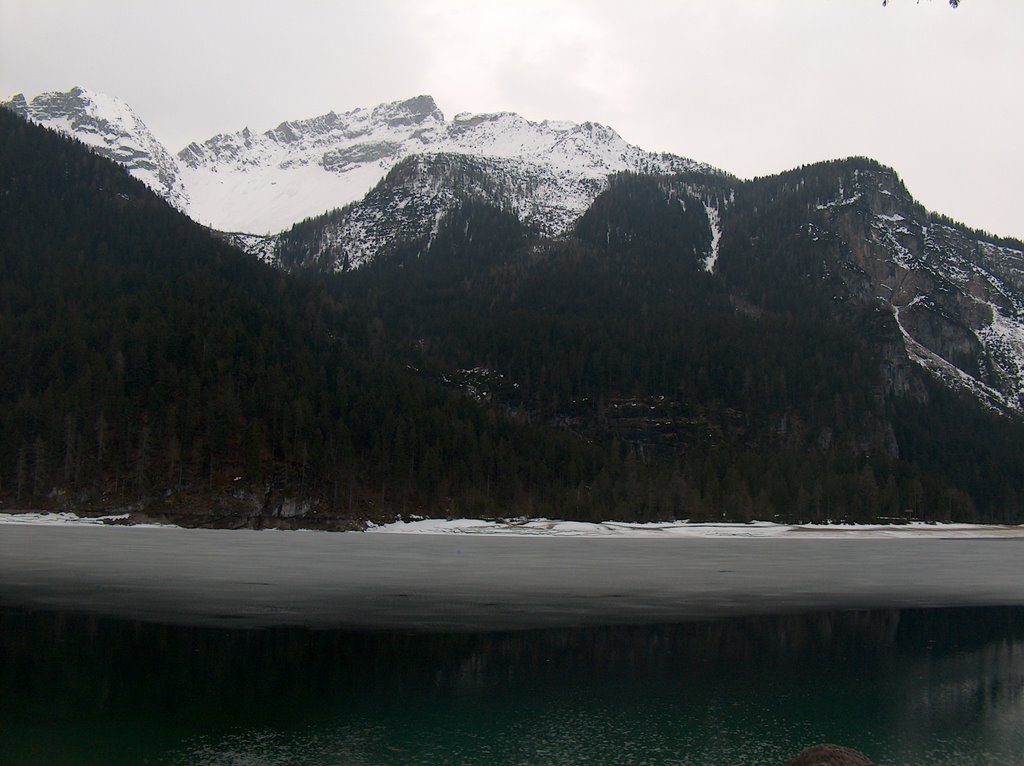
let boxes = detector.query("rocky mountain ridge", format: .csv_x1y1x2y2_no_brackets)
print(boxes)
2,87,713,236
176,93,713,235
2,87,190,212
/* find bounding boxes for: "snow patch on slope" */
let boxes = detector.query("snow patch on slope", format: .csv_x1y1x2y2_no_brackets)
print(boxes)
223,232,278,265
702,201,721,273
977,307,1024,409
184,161,386,236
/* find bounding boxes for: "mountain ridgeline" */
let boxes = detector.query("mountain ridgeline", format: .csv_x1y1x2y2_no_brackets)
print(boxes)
2,106,1023,526
2,86,712,236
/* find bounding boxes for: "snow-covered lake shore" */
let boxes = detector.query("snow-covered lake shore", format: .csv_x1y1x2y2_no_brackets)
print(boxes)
366,517,1024,538
2,511,1023,538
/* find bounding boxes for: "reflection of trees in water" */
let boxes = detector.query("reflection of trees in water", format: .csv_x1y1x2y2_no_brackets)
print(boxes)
1,607,1022,721
439,610,905,693
888,629,1024,745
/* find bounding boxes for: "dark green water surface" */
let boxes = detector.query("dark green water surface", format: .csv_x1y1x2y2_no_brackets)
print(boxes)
2,607,1023,766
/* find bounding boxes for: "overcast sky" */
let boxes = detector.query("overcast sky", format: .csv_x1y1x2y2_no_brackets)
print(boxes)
2,0,1021,239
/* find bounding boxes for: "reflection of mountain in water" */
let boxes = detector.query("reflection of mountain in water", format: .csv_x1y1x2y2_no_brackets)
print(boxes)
2,607,1023,765
2,607,1022,702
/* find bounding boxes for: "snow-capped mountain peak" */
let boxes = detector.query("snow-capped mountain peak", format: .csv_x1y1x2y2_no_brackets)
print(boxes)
175,95,713,234
3,87,713,239
2,86,189,212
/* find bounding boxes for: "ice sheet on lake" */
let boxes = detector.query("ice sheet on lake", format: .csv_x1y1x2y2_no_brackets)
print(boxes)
3,522,1024,630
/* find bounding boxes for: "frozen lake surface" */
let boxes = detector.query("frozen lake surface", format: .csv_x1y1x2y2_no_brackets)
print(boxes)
2,522,1023,630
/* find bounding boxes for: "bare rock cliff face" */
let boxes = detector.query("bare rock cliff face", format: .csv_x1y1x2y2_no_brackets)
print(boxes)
771,162,1024,415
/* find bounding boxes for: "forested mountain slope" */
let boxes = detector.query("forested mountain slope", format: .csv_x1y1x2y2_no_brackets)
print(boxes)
330,171,1024,522
0,112,619,527
2,112,1022,525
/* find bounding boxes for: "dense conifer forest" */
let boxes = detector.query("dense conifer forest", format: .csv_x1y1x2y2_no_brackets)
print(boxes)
2,110,1022,526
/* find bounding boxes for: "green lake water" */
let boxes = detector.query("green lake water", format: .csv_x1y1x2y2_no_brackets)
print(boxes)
2,606,1023,766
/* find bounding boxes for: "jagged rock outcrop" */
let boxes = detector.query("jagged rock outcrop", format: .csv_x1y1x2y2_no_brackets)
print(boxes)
814,164,1024,413
724,160,1024,415
1,86,189,212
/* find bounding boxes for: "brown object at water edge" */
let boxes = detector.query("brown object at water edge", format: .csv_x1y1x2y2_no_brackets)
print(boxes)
785,744,879,766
